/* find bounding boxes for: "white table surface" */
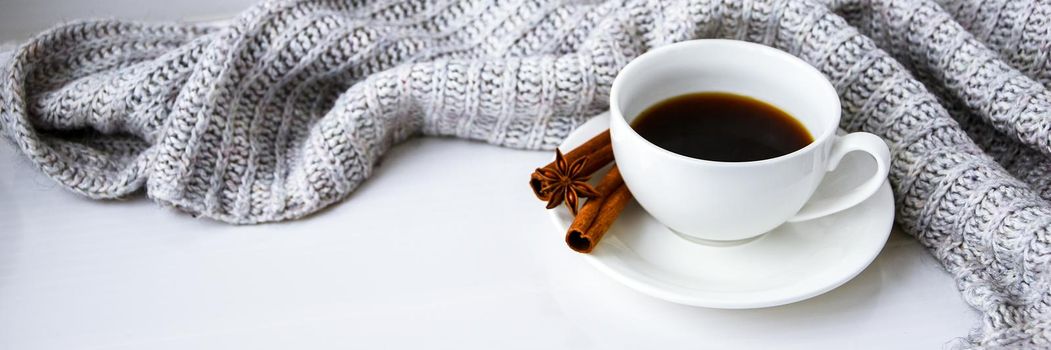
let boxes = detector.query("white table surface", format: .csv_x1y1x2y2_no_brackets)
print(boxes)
0,1,979,349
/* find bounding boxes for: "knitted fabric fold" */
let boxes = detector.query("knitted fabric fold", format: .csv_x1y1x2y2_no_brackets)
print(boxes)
1,0,1050,346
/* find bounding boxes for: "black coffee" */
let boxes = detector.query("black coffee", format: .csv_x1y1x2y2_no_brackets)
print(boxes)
631,92,813,162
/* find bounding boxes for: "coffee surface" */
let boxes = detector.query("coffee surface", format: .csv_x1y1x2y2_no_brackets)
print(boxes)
631,92,813,162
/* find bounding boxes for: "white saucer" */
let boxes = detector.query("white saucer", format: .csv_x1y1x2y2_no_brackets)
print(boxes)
549,113,894,309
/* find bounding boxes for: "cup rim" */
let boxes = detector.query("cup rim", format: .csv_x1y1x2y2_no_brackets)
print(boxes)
609,39,842,167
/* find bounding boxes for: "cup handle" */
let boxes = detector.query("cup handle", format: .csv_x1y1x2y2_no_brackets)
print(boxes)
787,132,891,222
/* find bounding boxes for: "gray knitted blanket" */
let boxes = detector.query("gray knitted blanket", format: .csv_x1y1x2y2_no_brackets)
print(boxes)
2,0,1050,346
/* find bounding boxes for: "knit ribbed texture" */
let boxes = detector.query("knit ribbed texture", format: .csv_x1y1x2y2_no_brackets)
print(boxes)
1,0,1049,347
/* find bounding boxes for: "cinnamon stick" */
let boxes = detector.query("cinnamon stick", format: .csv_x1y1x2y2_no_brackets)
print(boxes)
529,130,613,201
566,166,623,234
565,167,633,253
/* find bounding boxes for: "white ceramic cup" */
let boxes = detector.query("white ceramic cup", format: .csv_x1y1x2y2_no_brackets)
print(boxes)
610,39,891,243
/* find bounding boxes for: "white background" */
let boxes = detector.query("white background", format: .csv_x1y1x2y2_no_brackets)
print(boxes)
0,0,978,349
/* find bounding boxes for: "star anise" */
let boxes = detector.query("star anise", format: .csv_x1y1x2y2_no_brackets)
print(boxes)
535,149,600,215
